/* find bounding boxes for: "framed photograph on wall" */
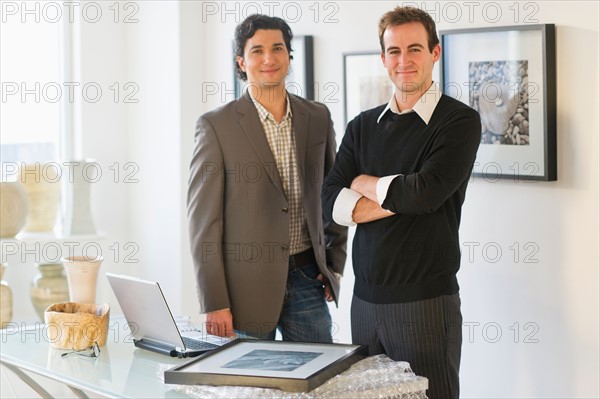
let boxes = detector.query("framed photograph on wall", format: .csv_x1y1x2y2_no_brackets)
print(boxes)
440,24,556,181
234,36,314,100
343,51,392,126
164,339,367,392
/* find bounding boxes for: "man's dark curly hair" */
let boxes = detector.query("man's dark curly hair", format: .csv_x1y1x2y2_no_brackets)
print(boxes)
234,14,294,81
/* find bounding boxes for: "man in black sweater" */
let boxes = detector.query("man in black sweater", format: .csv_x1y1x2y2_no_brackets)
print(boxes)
322,6,481,399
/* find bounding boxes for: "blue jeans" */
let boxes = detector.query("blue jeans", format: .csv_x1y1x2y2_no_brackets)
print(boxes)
237,261,333,343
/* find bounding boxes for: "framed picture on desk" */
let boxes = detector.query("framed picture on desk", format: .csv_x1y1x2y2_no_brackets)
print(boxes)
164,339,367,392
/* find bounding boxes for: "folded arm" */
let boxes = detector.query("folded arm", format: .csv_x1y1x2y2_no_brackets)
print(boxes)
322,120,395,227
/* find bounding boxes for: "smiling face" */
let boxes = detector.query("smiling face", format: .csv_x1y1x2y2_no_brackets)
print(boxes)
380,22,440,98
237,29,290,90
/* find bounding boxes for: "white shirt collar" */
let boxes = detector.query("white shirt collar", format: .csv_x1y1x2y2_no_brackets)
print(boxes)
249,90,292,121
376,82,442,124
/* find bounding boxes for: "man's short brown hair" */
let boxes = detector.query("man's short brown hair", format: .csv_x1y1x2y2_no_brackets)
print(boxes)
378,6,439,52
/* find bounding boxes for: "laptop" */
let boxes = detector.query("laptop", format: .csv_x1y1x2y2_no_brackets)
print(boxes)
106,273,224,358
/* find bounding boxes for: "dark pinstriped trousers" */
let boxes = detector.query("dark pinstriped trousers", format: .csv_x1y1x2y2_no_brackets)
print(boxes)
351,294,462,399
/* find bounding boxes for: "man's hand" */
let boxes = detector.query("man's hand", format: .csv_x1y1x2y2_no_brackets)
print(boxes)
352,197,395,224
205,308,235,337
316,274,334,302
350,174,396,224
351,174,379,203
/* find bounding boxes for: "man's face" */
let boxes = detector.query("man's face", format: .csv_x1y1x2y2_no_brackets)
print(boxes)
237,29,290,89
380,22,440,96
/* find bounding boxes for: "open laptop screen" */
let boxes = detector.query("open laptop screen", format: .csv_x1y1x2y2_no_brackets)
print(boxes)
106,273,187,349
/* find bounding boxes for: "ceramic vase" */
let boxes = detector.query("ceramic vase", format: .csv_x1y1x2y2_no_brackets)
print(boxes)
30,263,70,321
62,160,97,236
0,263,13,328
18,163,61,232
62,256,103,304
0,181,29,238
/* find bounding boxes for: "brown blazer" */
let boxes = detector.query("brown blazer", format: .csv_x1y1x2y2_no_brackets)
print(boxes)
187,92,347,334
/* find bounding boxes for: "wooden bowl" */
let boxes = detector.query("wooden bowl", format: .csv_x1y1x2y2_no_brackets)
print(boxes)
44,302,110,350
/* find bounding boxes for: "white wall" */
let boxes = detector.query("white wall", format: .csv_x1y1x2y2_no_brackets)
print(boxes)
121,1,185,311
72,1,598,398
78,1,193,316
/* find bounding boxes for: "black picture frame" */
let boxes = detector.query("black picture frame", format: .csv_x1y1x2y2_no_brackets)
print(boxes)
234,36,314,100
342,51,392,126
440,24,557,181
164,339,367,392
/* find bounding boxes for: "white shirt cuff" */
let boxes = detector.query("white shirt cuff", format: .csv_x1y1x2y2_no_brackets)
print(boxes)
332,188,362,227
376,174,401,206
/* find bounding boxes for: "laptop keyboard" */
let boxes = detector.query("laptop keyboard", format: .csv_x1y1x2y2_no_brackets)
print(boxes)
182,336,219,351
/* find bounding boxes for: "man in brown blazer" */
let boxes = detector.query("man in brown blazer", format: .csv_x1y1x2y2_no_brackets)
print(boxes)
187,14,347,342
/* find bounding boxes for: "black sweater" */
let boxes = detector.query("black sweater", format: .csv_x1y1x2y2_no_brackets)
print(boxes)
322,94,481,303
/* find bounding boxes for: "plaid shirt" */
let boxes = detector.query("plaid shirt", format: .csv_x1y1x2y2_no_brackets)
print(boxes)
251,93,311,255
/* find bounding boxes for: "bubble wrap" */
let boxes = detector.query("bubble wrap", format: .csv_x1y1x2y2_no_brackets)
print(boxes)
162,354,428,399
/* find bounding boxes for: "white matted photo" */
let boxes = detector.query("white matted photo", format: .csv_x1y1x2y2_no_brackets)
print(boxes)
440,24,556,181
343,52,393,126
